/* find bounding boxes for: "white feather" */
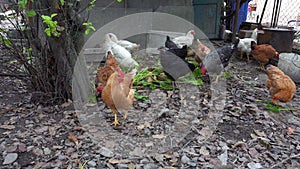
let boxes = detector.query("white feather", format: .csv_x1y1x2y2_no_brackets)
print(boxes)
237,28,258,56
103,34,139,68
108,33,140,51
172,30,195,48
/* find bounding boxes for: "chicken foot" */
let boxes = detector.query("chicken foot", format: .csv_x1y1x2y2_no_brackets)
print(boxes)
246,54,250,62
122,111,128,120
112,112,120,126
260,63,265,71
240,53,250,62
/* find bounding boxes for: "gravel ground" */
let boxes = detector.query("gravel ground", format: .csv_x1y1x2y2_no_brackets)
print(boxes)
0,41,300,169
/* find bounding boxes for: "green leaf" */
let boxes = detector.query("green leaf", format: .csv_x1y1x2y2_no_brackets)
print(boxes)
68,2,74,7
41,15,51,21
56,25,65,31
26,10,36,17
134,91,150,102
8,61,16,65
84,29,90,35
19,0,28,10
90,26,96,31
3,39,11,46
223,71,231,79
88,94,97,103
50,13,58,18
60,0,65,6
117,0,122,2
44,28,51,37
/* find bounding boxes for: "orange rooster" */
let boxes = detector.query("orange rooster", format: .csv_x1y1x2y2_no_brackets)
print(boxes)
251,41,279,70
265,65,296,104
101,68,136,125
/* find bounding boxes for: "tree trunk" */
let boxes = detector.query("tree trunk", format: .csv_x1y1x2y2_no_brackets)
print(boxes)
26,0,89,104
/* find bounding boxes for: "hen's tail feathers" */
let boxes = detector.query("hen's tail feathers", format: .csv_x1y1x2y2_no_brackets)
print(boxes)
251,28,258,40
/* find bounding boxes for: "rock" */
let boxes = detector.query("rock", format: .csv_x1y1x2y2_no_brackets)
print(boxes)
25,120,34,124
181,155,191,164
117,163,128,169
43,147,51,155
18,143,27,152
6,145,18,153
33,148,43,156
143,163,158,169
278,53,300,82
3,153,18,165
99,147,114,158
87,160,97,167
140,158,150,164
247,162,262,169
199,146,210,156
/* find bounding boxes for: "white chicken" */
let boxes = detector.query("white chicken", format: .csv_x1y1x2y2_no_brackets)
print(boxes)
103,34,139,68
237,28,258,62
172,30,195,48
108,33,140,51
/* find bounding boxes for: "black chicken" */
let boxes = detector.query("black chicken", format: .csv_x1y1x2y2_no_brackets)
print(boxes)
200,39,239,75
159,48,196,82
165,36,179,49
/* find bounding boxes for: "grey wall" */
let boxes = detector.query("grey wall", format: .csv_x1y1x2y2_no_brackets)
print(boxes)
85,0,195,46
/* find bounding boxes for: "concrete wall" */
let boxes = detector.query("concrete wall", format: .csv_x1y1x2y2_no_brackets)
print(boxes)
85,0,195,47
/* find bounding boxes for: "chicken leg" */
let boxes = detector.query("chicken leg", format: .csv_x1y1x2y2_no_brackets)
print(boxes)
260,63,265,71
112,111,120,126
122,111,128,120
246,54,250,62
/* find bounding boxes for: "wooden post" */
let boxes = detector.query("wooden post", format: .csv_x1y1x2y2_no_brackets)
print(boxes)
232,0,241,42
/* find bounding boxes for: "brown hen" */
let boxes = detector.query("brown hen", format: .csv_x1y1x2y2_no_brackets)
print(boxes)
96,51,123,95
265,65,296,104
251,42,279,70
191,39,211,64
101,68,136,125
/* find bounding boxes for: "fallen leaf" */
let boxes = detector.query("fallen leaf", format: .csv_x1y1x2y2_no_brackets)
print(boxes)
68,132,79,147
257,137,271,149
152,134,165,139
199,146,210,155
49,127,57,136
136,124,145,130
287,127,295,135
106,163,114,169
0,125,15,130
128,163,135,169
250,133,257,139
144,122,151,128
108,159,131,164
74,126,83,131
254,130,266,137
232,141,247,148
145,142,153,147
61,100,72,108
33,162,45,169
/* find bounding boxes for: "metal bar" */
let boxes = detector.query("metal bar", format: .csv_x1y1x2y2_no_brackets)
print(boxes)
232,0,240,42
259,0,268,25
271,0,277,27
275,0,282,27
